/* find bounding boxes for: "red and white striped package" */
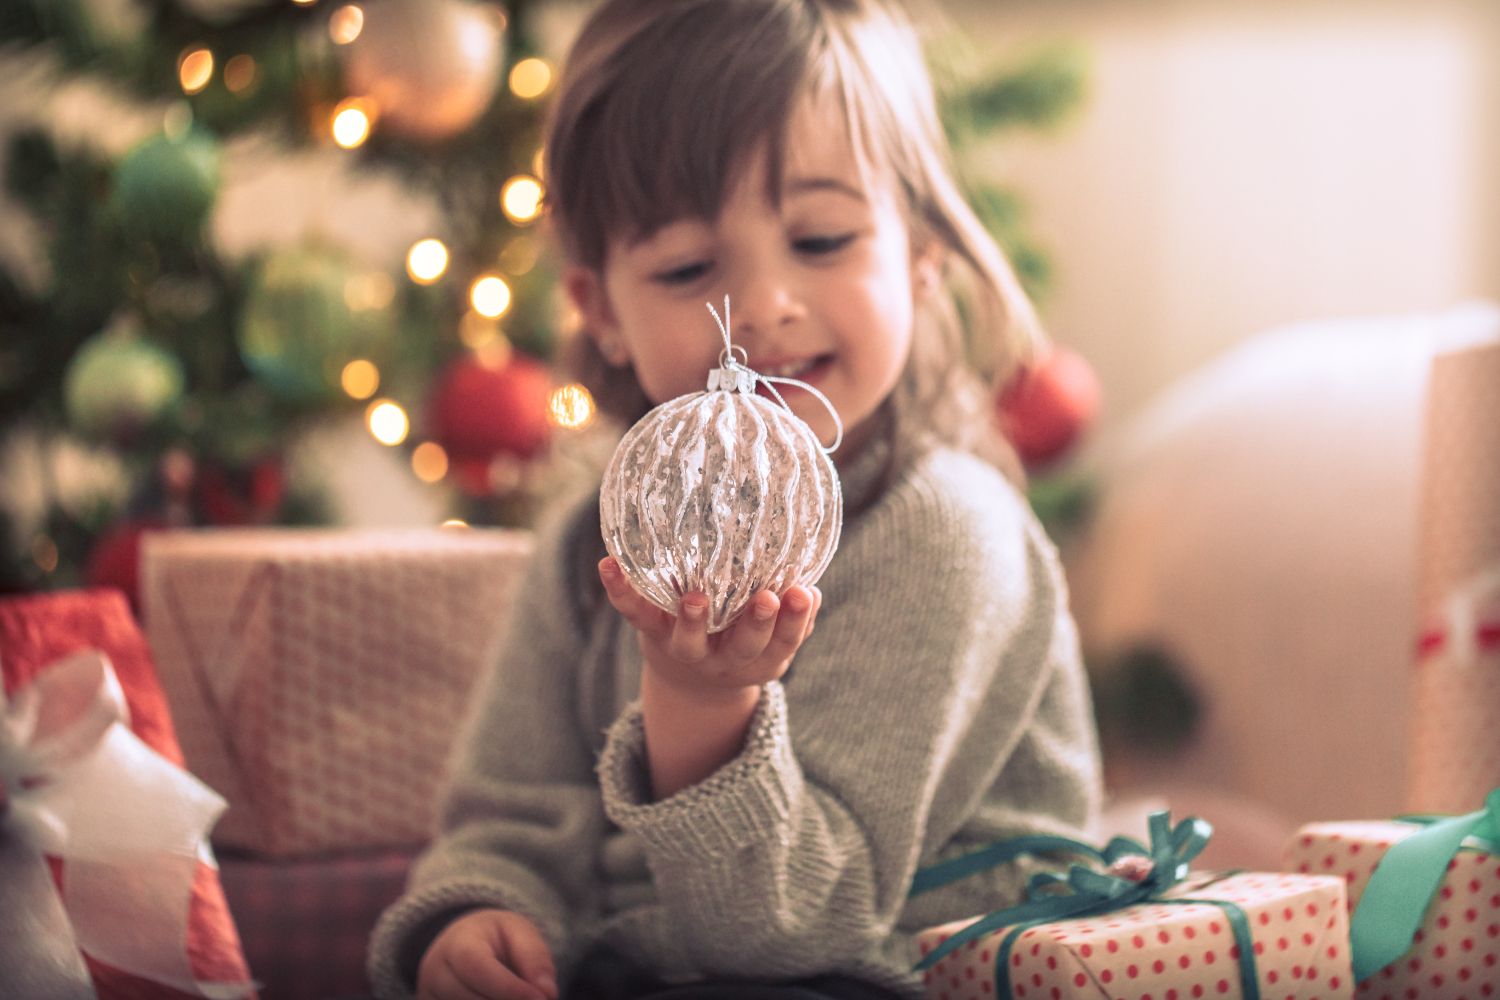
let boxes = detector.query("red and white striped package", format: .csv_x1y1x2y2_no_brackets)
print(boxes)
915,872,1352,1000
141,528,534,857
1286,821,1500,998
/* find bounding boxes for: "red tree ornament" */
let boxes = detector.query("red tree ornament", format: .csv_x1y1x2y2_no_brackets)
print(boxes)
428,352,553,465
997,345,1102,469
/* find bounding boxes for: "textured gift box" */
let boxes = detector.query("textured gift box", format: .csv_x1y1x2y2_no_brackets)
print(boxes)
141,527,534,856
0,588,256,999
1409,339,1500,815
1287,821,1500,998
916,872,1352,1000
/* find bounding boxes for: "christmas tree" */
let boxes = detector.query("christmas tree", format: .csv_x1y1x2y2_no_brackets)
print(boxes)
0,0,1084,599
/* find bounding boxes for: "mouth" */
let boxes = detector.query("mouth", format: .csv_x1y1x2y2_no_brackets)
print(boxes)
754,354,833,384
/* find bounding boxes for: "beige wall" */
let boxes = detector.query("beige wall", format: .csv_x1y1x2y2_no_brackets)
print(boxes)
943,0,1500,431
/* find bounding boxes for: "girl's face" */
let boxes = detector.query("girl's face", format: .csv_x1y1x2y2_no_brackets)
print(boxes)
566,96,940,461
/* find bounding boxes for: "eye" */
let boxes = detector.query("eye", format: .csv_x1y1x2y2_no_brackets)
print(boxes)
653,259,713,285
792,233,855,256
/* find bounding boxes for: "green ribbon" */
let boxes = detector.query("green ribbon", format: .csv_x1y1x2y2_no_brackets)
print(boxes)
1349,786,1500,982
911,812,1259,1000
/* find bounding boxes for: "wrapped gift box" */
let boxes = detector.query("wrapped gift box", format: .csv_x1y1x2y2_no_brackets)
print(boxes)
1286,820,1500,995
141,528,534,856
0,588,256,999
1409,339,1500,814
916,872,1352,1000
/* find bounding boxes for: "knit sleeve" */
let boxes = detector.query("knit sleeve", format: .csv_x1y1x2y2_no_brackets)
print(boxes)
595,450,1101,981
367,494,610,1000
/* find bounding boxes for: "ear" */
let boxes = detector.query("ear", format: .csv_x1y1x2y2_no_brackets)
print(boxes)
911,236,945,301
564,265,630,365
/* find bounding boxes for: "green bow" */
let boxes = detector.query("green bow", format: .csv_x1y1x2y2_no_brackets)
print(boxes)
1349,786,1500,982
911,812,1258,1000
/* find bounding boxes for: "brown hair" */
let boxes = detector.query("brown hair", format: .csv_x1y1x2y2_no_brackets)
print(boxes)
546,0,1040,487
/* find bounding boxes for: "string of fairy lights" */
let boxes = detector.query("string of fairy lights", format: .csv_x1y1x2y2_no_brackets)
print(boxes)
166,1,597,509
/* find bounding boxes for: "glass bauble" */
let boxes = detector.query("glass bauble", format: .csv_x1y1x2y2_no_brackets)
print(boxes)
428,351,553,463
238,246,394,402
343,0,505,141
109,130,221,246
64,331,184,439
600,364,842,633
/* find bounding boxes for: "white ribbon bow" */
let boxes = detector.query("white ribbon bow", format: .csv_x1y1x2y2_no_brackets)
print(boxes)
0,649,255,999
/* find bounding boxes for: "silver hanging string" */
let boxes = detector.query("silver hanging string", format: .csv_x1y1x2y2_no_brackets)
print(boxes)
705,297,843,454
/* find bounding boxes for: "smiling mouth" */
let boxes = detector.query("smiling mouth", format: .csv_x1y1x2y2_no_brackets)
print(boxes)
756,354,831,381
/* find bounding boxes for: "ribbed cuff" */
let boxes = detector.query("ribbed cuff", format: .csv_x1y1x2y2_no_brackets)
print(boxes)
596,680,803,858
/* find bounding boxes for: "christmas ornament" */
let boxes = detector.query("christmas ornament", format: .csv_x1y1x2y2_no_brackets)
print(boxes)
238,245,395,402
63,331,184,439
600,300,843,633
428,351,553,467
997,344,1101,469
109,130,222,247
342,0,505,141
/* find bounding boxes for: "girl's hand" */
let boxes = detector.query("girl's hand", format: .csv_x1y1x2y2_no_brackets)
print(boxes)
417,909,558,1000
598,557,821,700
599,556,822,799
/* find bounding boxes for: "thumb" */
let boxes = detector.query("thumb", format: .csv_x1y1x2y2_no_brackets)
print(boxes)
495,912,558,999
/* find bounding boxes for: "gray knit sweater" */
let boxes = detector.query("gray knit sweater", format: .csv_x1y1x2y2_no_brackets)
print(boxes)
367,443,1102,999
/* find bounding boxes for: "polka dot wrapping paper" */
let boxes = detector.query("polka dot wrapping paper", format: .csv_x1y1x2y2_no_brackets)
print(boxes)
1409,340,1500,816
141,528,534,856
915,872,1351,1000
1286,821,1500,998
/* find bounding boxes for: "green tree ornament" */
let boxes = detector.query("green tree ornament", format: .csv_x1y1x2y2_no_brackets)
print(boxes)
109,130,223,248
64,331,185,439
238,245,396,402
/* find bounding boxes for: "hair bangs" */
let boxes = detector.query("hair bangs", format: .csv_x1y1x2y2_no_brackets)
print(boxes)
551,0,832,268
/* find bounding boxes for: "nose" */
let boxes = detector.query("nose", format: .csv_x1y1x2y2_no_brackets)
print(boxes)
727,259,806,347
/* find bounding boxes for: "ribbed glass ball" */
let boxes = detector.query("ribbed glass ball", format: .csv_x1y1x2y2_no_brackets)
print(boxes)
600,386,842,633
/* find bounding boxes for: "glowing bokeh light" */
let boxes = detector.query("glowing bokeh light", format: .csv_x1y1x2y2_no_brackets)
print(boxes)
459,311,503,350
441,519,469,529
332,98,373,147
411,441,449,483
224,54,256,93
499,236,538,275
470,275,511,318
341,359,379,399
407,239,448,283
329,5,364,44
509,58,552,99
366,399,408,445
344,272,394,311
548,383,595,430
179,48,214,94
501,176,543,224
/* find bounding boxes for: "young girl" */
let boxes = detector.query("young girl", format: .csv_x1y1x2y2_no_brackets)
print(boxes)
368,1,1102,998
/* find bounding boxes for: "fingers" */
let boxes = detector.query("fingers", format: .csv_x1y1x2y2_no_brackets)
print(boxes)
417,910,557,1000
598,558,669,634
757,585,816,666
719,589,782,662
493,912,559,1000
667,593,710,662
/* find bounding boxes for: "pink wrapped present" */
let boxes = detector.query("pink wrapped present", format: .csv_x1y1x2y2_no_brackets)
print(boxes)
141,527,533,856
1285,790,1500,996
1408,340,1500,815
912,812,1352,1000
917,872,1351,1000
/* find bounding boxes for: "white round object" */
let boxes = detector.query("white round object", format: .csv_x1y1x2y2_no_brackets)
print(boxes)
343,0,504,141
601,381,842,633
